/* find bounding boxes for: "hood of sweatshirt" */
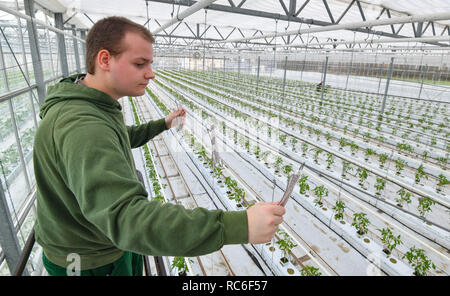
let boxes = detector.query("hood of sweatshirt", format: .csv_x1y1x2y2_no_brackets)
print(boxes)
39,74,122,119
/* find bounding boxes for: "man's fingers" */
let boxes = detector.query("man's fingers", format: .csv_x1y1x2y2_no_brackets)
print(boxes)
271,205,286,216
272,216,283,226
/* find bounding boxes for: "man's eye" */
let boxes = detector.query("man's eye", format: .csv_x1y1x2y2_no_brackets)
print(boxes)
136,63,145,67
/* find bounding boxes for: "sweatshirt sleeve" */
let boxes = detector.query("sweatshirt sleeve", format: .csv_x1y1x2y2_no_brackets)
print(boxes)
57,119,248,257
126,118,168,148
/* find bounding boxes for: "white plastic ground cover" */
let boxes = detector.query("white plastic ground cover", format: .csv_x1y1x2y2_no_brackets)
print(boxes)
176,119,316,276
237,143,414,276
126,96,196,277
190,86,450,253
164,69,449,148
154,71,446,238
151,83,413,276
164,70,445,173
147,85,324,276
162,70,449,155
149,77,448,274
154,72,450,218
187,100,412,275
144,90,276,276
160,70,449,189
157,72,450,210
159,70,449,212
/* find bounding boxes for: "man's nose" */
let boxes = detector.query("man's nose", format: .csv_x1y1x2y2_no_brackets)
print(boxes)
145,65,155,80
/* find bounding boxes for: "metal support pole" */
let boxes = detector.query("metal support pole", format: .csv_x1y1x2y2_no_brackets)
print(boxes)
256,56,261,94
418,64,428,99
377,62,383,95
202,53,205,72
44,14,56,78
380,57,394,116
16,0,38,130
80,30,87,72
154,256,167,276
54,13,69,77
282,55,288,97
345,48,354,90
0,183,28,276
223,56,226,79
321,56,329,100
71,25,81,73
237,55,241,80
7,99,32,193
23,0,45,106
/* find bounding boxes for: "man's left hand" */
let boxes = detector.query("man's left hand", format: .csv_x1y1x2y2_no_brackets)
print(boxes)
165,108,186,129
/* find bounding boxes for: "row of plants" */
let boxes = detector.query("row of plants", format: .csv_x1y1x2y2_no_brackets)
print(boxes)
268,229,322,276
150,77,441,275
187,69,449,157
181,69,449,155
146,86,255,210
216,70,448,137
156,72,445,227
128,96,193,276
0,94,37,140
128,97,166,204
161,70,448,175
155,71,447,214
147,85,324,276
145,88,268,275
0,127,35,177
176,70,448,149
177,71,448,204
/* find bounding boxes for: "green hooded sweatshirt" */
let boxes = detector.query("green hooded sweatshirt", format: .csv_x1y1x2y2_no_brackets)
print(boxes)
33,74,248,270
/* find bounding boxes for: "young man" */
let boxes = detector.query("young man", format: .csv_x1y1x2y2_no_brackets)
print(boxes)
33,16,286,276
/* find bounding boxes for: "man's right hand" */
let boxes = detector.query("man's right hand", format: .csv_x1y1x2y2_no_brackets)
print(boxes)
247,202,286,244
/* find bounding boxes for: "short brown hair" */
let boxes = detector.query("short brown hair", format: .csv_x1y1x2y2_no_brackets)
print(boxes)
85,16,155,74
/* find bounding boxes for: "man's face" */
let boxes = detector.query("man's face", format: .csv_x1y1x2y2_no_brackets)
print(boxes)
108,31,155,98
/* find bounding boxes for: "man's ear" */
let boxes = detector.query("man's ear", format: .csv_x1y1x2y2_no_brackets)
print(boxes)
97,49,112,72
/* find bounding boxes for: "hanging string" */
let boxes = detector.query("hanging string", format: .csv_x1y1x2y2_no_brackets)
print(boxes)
300,24,310,82
203,9,207,73
145,1,151,32
271,19,278,79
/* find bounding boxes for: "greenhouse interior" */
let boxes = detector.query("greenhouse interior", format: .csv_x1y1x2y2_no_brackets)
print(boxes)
0,0,449,277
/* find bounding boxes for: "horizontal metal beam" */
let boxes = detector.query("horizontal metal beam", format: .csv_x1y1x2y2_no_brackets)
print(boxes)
0,75,63,103
0,2,85,43
266,35,450,49
212,12,450,47
151,0,217,34
147,0,450,44
153,33,270,46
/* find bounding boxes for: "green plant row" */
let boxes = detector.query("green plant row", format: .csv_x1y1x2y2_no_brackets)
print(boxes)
155,74,440,220
165,70,448,148
145,87,254,210
152,77,439,276
159,70,448,179
128,97,166,204
0,126,35,176
157,71,446,212
181,69,448,137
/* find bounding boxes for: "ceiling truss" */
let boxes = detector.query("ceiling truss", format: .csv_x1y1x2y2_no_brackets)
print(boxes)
146,0,450,49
